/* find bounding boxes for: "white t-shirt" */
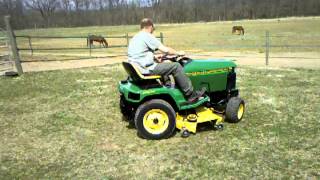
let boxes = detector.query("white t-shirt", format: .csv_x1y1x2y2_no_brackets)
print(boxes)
128,31,162,74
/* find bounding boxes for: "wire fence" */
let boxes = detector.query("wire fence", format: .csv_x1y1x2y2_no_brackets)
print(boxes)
2,15,319,75
14,32,320,64
3,13,319,74
15,33,164,59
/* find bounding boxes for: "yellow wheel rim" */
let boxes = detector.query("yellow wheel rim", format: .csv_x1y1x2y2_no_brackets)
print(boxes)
143,109,169,134
237,103,244,119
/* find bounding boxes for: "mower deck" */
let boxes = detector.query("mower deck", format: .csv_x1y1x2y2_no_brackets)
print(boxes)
176,106,223,134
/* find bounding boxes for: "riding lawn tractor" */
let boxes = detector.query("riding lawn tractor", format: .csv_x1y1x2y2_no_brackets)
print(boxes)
118,56,245,139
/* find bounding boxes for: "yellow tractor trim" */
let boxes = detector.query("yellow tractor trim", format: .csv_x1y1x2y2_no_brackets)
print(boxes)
143,109,170,134
238,103,244,119
131,63,161,80
176,107,224,133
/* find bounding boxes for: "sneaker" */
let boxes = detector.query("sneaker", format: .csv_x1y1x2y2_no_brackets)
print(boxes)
187,89,206,102
164,81,174,88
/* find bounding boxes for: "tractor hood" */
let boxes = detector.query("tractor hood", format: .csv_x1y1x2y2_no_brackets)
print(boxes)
184,59,236,73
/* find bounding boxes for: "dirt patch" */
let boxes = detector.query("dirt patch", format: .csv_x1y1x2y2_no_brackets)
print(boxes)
21,52,320,72
22,57,124,72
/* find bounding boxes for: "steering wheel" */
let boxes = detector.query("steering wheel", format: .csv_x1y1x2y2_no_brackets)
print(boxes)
160,54,176,61
160,54,192,66
161,54,184,62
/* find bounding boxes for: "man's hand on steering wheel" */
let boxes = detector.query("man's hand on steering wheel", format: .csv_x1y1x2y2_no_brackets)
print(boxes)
177,51,185,56
160,54,177,62
154,54,164,62
155,50,186,62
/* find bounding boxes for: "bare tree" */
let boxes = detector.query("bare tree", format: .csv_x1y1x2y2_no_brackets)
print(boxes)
25,0,60,27
0,0,26,27
1,0,320,29
61,0,71,11
148,0,160,22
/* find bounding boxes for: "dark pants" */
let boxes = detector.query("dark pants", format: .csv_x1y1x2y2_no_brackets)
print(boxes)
150,62,193,96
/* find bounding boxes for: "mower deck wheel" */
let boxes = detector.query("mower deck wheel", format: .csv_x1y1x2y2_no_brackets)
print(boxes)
214,124,224,130
181,130,191,138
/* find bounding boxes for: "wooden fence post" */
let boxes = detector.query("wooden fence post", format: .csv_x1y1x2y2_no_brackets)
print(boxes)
265,31,270,66
126,33,129,47
88,36,92,57
28,36,33,56
160,32,164,44
5,16,23,75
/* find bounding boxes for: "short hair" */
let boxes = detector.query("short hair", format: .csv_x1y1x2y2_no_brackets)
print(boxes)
140,18,154,29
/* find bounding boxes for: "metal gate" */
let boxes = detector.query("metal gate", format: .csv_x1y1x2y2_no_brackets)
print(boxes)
0,28,14,76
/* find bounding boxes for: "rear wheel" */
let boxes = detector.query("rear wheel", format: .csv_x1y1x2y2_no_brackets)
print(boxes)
225,97,245,123
120,95,129,116
134,99,176,140
120,95,135,125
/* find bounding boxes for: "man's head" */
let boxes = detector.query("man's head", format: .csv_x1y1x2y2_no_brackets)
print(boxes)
140,18,155,34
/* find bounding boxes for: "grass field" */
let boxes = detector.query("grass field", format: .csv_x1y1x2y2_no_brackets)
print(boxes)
0,64,319,178
9,16,320,61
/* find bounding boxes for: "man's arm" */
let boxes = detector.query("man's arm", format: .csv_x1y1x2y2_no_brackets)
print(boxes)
158,45,184,56
144,33,184,56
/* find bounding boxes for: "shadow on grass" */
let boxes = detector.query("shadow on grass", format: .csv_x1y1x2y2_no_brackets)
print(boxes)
121,115,135,129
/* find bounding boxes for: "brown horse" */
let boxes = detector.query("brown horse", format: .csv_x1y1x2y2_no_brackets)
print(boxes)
87,35,108,48
232,26,245,35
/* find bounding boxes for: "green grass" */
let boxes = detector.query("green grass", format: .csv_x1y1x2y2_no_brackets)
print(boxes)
0,64,319,178
11,17,320,61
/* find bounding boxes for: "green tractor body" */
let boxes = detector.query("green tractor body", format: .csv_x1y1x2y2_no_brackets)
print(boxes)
184,59,236,92
119,58,245,139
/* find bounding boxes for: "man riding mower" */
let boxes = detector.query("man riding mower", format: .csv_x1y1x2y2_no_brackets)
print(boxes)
118,18,245,139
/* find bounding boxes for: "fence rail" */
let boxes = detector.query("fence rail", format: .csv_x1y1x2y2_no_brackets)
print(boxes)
16,35,127,39
269,45,320,48
15,33,164,57
15,35,162,39
17,45,317,49
15,31,320,66
5,17,319,71
268,35,320,38
0,61,11,65
1,15,319,76
18,46,128,51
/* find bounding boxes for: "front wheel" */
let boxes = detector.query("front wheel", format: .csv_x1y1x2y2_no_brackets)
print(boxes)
225,97,245,123
134,99,176,140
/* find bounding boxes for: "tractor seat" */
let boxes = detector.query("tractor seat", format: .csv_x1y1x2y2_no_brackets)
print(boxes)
122,62,161,81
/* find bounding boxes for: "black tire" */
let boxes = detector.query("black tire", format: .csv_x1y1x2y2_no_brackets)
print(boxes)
120,95,130,116
120,95,135,124
134,99,176,140
225,97,245,123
